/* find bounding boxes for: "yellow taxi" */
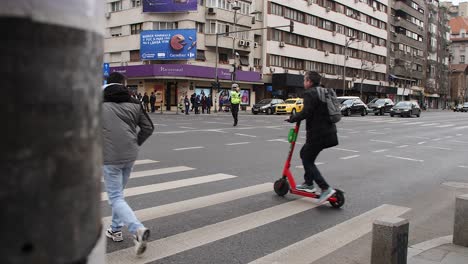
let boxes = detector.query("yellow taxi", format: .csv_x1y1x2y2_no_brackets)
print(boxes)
275,98,304,115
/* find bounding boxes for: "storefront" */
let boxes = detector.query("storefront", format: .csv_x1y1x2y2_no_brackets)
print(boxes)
350,83,398,103
110,64,262,111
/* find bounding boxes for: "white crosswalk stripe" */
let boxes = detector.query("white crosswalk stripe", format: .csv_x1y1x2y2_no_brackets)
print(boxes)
101,174,236,201
131,166,194,179
134,159,159,165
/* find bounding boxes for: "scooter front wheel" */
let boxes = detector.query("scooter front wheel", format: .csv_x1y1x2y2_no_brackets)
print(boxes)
329,189,345,208
274,178,290,197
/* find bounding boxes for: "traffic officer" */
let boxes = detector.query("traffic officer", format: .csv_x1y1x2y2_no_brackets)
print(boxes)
230,83,241,126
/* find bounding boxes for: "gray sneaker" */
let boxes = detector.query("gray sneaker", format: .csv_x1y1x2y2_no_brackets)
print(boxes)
318,188,336,204
106,228,123,242
296,183,317,193
134,227,150,256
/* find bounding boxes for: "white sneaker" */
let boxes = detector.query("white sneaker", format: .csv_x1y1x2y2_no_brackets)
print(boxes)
105,228,123,242
134,227,150,256
318,188,336,204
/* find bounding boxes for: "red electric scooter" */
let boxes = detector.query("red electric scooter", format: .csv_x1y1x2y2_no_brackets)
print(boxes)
273,121,345,208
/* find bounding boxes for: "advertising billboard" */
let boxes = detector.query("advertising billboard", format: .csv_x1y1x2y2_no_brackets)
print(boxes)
140,29,197,60
143,0,197,13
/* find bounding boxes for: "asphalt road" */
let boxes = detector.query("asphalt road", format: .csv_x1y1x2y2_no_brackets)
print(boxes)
103,110,468,264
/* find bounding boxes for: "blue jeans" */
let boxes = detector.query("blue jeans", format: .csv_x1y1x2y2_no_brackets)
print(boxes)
103,162,143,235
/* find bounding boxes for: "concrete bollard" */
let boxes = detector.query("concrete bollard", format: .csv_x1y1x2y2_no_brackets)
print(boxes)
453,194,468,247
371,217,409,264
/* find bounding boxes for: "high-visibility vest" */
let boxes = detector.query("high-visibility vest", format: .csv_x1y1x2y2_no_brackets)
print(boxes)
230,91,241,104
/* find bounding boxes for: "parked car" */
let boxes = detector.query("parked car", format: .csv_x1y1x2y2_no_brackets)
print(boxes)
337,96,368,116
367,98,394,116
463,102,468,112
251,98,284,115
453,104,464,112
275,98,304,115
390,101,421,117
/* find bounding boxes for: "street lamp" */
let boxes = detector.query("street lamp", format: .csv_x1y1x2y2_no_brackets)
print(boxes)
342,37,359,96
231,1,241,83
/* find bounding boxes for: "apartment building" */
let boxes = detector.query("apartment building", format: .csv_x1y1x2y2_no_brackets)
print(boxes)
259,0,390,102
449,16,468,103
105,0,263,111
441,1,468,19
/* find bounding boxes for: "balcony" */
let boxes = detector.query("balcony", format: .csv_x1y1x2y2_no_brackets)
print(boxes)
205,34,253,52
393,33,425,50
205,7,255,28
393,17,423,35
393,1,425,20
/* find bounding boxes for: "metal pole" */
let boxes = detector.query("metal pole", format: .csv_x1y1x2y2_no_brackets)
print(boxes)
232,9,238,83
1,1,104,263
215,33,219,113
360,65,364,99
343,40,348,96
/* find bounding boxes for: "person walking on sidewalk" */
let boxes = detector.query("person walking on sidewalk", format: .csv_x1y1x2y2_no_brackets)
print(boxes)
149,92,156,113
230,83,241,126
184,95,190,115
102,72,154,256
207,94,212,114
142,92,149,112
286,71,337,204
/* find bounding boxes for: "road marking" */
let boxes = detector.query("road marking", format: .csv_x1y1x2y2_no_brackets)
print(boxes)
249,204,410,264
134,159,159,165
397,145,409,148
106,198,319,263
436,124,456,128
385,155,424,162
102,183,273,226
421,123,439,127
174,122,192,125
340,155,360,160
459,165,468,168
173,146,204,151
454,126,468,130
267,139,289,143
295,162,324,168
417,141,426,145
225,142,250,146
179,126,195,129
443,182,468,188
332,147,360,153
348,131,360,134
370,139,396,144
372,149,388,153
338,135,349,138
404,122,424,125
450,140,468,144
432,138,442,141
154,124,168,126
130,166,195,179
101,174,237,201
422,146,451,150
368,131,386,134
406,135,430,140
456,134,463,136
445,136,453,138
235,133,257,138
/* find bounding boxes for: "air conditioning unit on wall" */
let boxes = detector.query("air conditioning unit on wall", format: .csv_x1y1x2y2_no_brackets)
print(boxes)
238,40,246,46
325,51,330,56
279,41,285,47
307,0,313,6
254,42,259,48
208,7,216,14
245,41,251,47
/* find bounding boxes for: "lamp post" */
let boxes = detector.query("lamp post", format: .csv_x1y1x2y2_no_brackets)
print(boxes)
231,1,241,83
342,37,358,96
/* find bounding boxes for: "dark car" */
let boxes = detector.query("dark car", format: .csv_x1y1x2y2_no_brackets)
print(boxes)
252,98,284,115
390,101,421,117
367,98,394,116
337,96,368,116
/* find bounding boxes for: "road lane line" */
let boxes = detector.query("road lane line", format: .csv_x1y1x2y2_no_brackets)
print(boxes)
249,204,411,264
370,139,396,144
417,141,426,145
404,122,424,125
173,146,204,151
436,124,455,128
405,135,430,139
372,149,388,153
267,139,289,143
235,133,257,138
225,142,250,146
134,159,159,165
450,140,468,144
332,147,360,153
421,123,439,127
385,155,424,162
397,145,409,148
102,183,273,226
106,198,318,263
101,174,237,201
422,146,452,150
432,138,442,141
295,162,324,168
340,155,360,160
458,165,468,168
454,126,468,130
179,126,195,129
131,166,195,179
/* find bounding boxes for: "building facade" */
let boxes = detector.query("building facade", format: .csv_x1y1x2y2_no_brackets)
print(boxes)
449,16,468,104
441,1,468,19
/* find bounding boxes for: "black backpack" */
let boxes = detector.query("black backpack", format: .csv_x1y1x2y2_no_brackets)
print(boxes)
316,87,341,123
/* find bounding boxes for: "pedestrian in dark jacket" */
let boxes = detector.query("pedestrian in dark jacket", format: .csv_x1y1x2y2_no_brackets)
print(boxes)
102,72,154,256
194,95,200,114
184,95,190,115
142,92,150,112
201,95,207,114
149,92,156,113
190,93,196,112
207,94,212,114
287,71,337,204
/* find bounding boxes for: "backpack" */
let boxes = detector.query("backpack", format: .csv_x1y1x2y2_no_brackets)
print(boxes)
316,87,341,123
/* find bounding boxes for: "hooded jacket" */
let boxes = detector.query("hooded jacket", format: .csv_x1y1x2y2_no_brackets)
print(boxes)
102,83,154,165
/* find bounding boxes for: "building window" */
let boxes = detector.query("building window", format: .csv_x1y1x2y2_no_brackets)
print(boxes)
130,50,140,62
254,34,262,45
271,3,283,16
239,56,249,66
461,55,465,63
154,22,178,30
196,22,205,33
219,53,229,64
196,50,206,61
130,23,142,35
110,52,121,62
110,1,122,12
110,26,122,37
254,58,261,66
269,54,281,66
131,0,141,7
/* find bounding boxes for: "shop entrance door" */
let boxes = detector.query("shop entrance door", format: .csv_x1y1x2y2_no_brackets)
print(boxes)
166,82,177,111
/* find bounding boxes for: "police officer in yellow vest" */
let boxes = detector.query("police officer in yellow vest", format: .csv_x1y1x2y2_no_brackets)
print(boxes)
230,83,241,126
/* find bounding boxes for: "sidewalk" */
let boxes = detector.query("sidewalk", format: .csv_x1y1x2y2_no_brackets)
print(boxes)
408,236,468,264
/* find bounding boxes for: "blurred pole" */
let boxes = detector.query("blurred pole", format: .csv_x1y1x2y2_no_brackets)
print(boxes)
0,1,105,263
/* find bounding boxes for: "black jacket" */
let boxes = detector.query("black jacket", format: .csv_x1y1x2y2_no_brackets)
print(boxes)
289,87,338,149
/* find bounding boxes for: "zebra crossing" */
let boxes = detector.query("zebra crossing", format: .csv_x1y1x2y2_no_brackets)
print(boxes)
103,159,411,263
341,116,467,129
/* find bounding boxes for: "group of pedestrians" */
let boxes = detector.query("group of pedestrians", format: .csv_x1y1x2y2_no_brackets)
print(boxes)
101,71,337,257
136,92,157,113
184,93,213,115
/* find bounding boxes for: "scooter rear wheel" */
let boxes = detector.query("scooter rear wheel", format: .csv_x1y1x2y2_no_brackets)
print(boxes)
329,189,345,208
274,178,290,197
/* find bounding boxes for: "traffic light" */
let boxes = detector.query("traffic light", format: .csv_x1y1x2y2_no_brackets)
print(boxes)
289,20,294,33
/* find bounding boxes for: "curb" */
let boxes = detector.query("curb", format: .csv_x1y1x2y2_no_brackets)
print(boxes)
407,235,453,258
